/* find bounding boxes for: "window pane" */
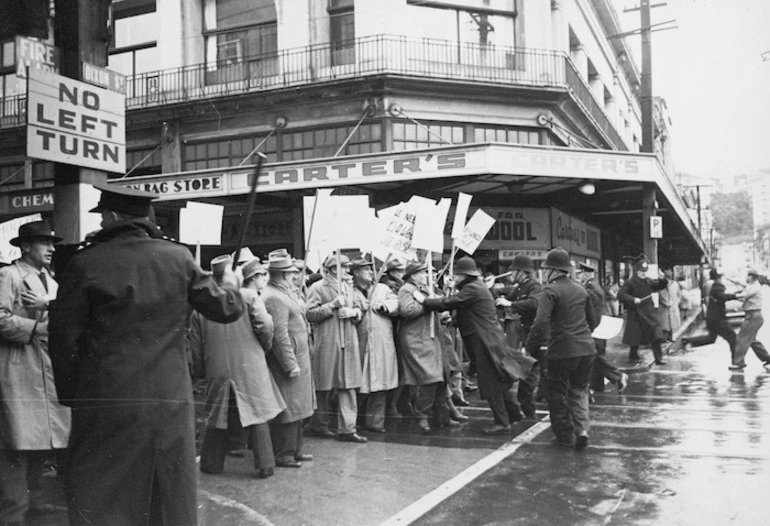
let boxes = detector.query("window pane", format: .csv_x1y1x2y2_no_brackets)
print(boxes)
217,0,277,30
134,46,159,74
108,52,133,76
114,12,158,48
2,41,14,67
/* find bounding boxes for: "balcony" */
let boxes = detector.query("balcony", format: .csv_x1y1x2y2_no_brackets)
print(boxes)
1,35,628,151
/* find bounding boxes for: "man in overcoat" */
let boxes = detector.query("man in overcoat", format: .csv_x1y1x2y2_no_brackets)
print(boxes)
418,257,536,435
306,254,367,443
189,256,286,479
49,184,243,526
351,258,399,433
525,248,598,449
0,221,70,524
618,256,669,365
262,249,317,467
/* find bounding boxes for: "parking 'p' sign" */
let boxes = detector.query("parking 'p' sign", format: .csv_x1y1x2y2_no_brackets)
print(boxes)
650,216,663,239
26,68,125,173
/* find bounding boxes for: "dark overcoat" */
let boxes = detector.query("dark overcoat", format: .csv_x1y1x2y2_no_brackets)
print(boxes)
262,281,316,424
49,219,243,526
618,275,668,345
396,282,444,386
423,277,536,400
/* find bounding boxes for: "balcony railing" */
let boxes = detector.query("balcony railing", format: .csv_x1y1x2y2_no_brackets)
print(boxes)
0,34,628,150
0,95,26,129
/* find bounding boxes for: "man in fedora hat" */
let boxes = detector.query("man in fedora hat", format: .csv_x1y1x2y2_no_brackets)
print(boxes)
525,248,598,449
189,255,285,479
261,249,317,468
306,254,367,443
0,220,71,523
350,257,399,433
418,256,537,435
49,183,244,526
618,255,669,365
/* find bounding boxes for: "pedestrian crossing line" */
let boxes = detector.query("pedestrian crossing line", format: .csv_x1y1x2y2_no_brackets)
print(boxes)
591,401,770,415
198,489,275,526
590,421,770,435
527,442,770,461
380,418,552,526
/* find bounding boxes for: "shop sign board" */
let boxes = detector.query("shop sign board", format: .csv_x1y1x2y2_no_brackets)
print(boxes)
550,208,601,259
26,69,125,173
221,211,294,246
15,36,60,78
0,189,54,214
498,249,548,261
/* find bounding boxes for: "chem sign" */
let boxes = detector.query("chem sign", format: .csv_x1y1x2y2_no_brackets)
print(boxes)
26,68,125,173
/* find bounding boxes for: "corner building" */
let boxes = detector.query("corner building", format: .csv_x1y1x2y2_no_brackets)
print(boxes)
0,0,708,275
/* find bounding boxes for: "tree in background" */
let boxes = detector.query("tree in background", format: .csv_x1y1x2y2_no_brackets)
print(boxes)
711,191,753,238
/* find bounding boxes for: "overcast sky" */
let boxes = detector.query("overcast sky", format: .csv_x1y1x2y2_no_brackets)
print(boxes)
619,0,770,181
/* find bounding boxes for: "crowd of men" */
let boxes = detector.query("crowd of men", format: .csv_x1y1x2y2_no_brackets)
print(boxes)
1,183,767,525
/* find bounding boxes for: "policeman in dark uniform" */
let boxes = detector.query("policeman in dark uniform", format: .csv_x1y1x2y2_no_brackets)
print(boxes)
49,183,244,526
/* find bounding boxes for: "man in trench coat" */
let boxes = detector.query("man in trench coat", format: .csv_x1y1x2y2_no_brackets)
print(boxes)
49,185,243,526
419,257,537,435
0,221,70,524
306,254,367,443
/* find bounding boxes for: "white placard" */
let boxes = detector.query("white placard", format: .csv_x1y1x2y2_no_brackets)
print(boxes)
411,197,451,253
377,203,416,257
451,192,472,239
591,315,624,340
455,209,495,255
0,214,43,264
179,202,224,245
27,68,125,173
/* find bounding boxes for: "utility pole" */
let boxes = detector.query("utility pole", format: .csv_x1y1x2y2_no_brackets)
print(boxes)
639,0,658,268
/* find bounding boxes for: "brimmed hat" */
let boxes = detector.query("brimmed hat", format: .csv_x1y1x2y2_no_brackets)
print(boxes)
242,259,267,281
636,254,650,272
577,262,595,273
350,257,373,271
403,261,427,279
542,247,571,272
231,247,258,266
10,220,62,246
210,254,232,275
385,258,406,272
747,269,761,278
324,254,351,269
454,256,481,276
709,268,722,280
508,254,533,272
267,249,298,272
90,182,157,217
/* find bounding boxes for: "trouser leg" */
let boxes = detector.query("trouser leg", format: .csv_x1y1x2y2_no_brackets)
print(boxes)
746,314,769,363
733,313,762,366
547,358,574,443
200,428,228,474
248,423,275,470
651,340,663,362
517,363,539,417
0,449,28,525
336,388,358,435
310,390,332,432
628,345,641,361
567,356,594,437
486,395,510,427
270,420,301,463
357,392,368,428
414,383,439,423
712,320,737,359
365,391,387,430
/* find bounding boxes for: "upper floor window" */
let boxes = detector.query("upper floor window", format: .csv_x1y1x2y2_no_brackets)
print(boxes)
203,0,278,82
108,1,159,78
329,0,354,66
393,121,464,151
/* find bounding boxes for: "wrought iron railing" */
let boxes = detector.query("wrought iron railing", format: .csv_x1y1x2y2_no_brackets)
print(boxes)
0,95,26,129
0,34,628,150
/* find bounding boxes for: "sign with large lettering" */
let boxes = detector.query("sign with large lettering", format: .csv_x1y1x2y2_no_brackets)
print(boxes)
27,69,125,173
480,207,551,251
0,189,54,214
550,208,601,259
15,37,60,78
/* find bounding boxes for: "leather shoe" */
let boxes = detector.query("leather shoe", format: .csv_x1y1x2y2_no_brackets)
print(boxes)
483,424,511,435
28,504,57,515
417,419,431,434
276,459,302,468
337,433,368,443
654,360,667,366
256,467,274,479
451,395,470,407
450,413,469,423
294,453,314,462
305,428,336,439
575,433,589,451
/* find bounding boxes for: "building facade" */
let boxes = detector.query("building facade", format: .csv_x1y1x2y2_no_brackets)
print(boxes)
0,0,707,274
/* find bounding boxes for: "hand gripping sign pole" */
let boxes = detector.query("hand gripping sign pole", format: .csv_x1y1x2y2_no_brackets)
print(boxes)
232,152,267,271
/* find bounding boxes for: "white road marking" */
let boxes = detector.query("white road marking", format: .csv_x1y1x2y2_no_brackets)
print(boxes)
198,489,276,526
380,418,552,526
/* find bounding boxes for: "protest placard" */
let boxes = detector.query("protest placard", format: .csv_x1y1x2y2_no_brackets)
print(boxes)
179,202,224,245
454,209,495,255
411,197,451,253
451,192,472,239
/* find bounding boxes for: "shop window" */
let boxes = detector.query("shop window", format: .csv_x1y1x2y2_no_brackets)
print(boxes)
473,125,541,145
392,121,464,151
329,0,354,66
126,146,163,177
204,0,278,83
183,134,278,171
281,123,382,161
